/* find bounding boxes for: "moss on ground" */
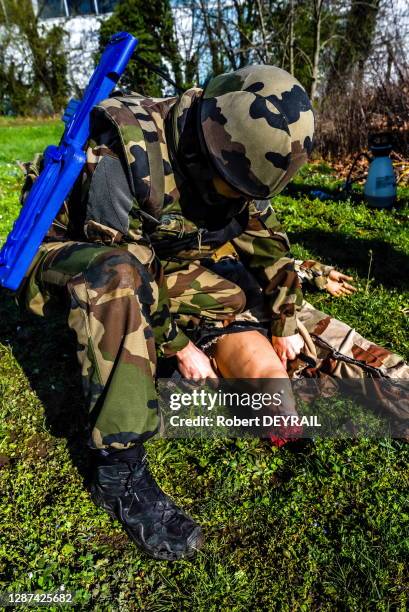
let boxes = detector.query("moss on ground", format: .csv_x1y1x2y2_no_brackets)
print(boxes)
0,121,408,610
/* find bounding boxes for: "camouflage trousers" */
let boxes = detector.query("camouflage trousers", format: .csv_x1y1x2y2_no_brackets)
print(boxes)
293,301,409,425
23,242,245,450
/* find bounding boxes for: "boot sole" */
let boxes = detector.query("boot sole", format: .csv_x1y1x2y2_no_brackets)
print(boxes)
123,523,204,561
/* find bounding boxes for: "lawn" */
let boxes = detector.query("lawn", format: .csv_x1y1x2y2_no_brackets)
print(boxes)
0,119,408,611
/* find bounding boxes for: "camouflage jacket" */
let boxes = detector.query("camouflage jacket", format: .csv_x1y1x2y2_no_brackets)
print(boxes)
24,89,306,340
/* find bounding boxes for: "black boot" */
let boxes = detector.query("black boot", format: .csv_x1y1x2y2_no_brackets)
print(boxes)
89,445,203,561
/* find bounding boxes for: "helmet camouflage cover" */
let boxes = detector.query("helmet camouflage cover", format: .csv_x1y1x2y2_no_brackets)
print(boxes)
199,65,314,199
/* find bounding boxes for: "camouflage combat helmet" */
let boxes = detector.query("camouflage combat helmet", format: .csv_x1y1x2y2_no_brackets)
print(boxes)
199,65,314,199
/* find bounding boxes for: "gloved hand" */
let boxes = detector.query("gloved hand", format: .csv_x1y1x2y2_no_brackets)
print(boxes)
271,333,304,370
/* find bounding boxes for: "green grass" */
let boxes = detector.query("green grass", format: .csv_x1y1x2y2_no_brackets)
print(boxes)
0,122,408,611
0,119,63,164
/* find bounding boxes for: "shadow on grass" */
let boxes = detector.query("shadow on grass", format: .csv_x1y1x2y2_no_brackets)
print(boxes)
285,182,358,204
289,229,409,290
285,183,409,209
285,182,342,197
0,291,89,480
0,290,179,481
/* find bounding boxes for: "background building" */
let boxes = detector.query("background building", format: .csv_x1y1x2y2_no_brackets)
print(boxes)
31,0,120,90
34,1,118,19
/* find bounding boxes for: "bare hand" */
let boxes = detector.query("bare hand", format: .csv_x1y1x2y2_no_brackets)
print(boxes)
271,333,304,370
176,340,218,380
326,270,357,298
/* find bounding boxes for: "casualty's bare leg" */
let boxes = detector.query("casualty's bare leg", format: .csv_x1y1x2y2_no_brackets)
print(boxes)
212,330,287,379
212,330,297,418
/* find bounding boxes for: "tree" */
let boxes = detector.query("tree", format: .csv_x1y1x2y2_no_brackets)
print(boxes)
310,0,324,99
0,0,68,114
99,0,183,96
327,0,381,95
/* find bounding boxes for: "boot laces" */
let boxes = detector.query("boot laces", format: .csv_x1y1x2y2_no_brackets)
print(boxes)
123,457,184,527
124,455,165,502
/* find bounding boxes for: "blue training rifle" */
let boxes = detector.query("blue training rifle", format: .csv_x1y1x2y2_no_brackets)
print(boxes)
0,31,138,291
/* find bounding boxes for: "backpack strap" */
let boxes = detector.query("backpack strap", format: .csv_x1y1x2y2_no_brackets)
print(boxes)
97,96,166,221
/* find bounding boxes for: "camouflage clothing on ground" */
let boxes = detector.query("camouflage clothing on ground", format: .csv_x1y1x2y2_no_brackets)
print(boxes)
294,259,335,290
294,301,409,434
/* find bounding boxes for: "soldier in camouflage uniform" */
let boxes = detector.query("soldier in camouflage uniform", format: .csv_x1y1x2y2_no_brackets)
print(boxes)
19,64,407,558
292,260,409,431
20,65,314,559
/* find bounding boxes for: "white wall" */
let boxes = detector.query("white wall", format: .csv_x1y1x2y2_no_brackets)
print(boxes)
34,13,105,91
